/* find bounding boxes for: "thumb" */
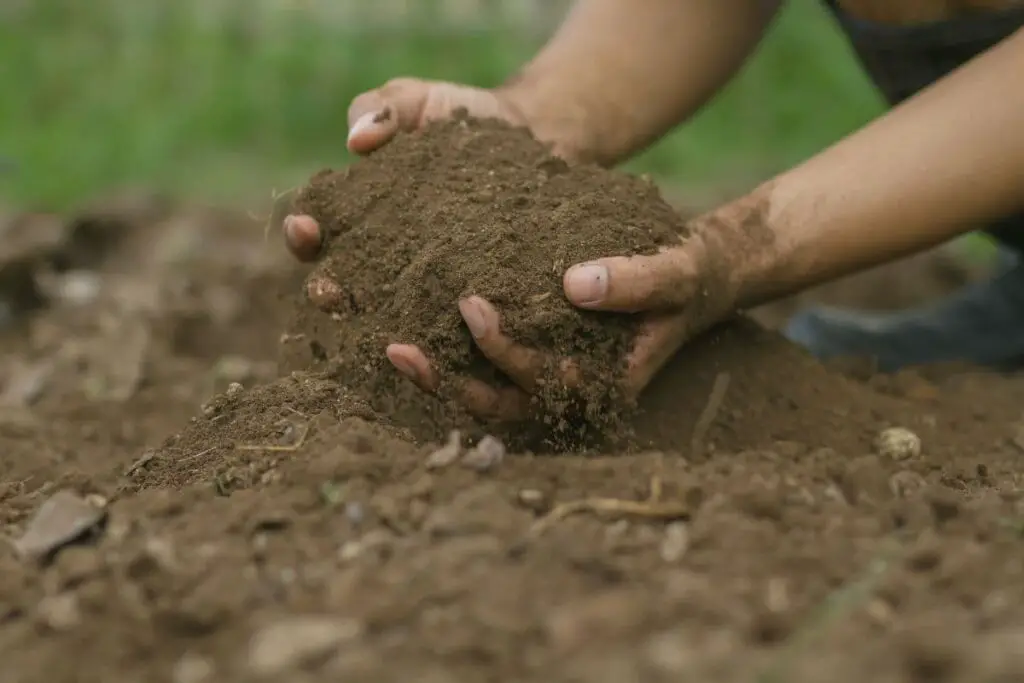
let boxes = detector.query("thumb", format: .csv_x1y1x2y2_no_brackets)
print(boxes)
563,246,699,313
347,78,430,155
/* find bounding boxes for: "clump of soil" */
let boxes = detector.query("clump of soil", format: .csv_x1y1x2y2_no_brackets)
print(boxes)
286,114,688,449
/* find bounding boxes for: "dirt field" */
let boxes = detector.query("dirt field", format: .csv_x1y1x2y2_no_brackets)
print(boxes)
3,125,1024,683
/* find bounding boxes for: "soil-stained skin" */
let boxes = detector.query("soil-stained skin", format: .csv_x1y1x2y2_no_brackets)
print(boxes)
2,157,1024,683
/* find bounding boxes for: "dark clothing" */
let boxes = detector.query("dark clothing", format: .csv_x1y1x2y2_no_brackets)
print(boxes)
822,0,1024,253
781,4,1024,370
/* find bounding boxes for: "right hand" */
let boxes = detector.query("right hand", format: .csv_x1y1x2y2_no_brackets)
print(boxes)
283,77,531,262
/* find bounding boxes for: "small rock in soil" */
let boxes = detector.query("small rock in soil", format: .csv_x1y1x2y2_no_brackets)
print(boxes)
875,427,922,460
34,593,81,631
14,490,107,563
172,653,214,683
425,430,462,470
659,522,689,563
462,434,505,472
247,615,364,676
516,489,548,513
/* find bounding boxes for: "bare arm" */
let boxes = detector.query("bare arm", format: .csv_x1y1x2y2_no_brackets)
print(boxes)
500,0,783,166
706,26,1024,310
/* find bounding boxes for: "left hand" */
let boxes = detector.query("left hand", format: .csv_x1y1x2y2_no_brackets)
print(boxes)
284,215,732,422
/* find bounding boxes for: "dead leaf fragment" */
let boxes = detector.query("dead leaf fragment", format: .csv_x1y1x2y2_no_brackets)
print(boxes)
13,490,108,562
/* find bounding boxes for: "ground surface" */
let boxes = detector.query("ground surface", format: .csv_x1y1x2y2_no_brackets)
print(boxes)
1,189,1024,683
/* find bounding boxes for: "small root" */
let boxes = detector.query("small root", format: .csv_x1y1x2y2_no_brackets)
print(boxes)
530,476,688,536
236,424,311,452
691,372,730,458
248,186,299,243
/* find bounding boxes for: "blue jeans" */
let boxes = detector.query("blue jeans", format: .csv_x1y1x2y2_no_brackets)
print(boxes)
783,249,1024,372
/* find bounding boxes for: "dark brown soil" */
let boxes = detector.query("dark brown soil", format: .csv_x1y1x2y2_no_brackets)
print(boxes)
2,173,1024,683
285,116,688,450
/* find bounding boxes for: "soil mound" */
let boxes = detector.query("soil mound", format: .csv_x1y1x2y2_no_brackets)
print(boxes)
283,115,688,449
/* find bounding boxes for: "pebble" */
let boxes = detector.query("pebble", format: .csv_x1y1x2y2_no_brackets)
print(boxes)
874,427,922,460
516,489,547,512
14,490,108,562
248,616,364,676
35,593,81,631
424,430,461,470
659,523,689,563
172,654,214,683
461,435,505,472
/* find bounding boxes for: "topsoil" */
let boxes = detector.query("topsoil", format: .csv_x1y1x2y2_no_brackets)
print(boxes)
1,131,1024,683
285,115,690,450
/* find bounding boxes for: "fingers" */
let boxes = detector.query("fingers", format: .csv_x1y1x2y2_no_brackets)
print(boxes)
386,343,531,421
458,296,581,392
563,246,698,313
347,78,429,155
623,314,691,396
283,214,323,262
385,343,440,393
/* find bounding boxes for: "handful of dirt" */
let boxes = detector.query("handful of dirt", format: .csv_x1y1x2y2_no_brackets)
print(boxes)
287,114,689,449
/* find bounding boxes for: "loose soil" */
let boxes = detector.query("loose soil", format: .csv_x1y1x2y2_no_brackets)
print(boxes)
1,154,1024,683
285,115,690,450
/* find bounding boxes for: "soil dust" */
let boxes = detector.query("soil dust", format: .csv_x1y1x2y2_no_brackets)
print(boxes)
1,122,1024,683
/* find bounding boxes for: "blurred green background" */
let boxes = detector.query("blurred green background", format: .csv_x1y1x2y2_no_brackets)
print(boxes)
1,0,889,211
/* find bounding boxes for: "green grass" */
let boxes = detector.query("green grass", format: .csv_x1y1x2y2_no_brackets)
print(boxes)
3,0,885,210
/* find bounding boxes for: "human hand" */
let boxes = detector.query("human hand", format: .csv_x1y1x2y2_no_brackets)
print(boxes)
283,77,533,262
290,223,732,422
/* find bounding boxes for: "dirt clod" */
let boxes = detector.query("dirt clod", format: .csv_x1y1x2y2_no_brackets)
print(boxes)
14,490,108,563
875,427,923,460
248,616,365,676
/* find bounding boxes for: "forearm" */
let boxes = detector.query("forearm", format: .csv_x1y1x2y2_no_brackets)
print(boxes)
499,0,782,166
708,26,1024,310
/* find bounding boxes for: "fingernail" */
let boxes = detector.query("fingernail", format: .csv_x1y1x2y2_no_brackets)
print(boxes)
347,112,378,144
390,355,417,380
459,298,487,339
564,264,609,306
283,214,297,239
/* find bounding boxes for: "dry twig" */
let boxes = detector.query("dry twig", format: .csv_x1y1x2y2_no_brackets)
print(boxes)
690,372,730,458
530,476,689,536
236,424,311,452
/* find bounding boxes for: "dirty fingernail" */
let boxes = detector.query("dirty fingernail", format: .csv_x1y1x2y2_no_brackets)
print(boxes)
565,264,609,306
459,298,487,339
347,112,379,144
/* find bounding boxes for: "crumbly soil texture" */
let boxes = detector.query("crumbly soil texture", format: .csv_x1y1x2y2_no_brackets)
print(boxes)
283,116,690,450
2,172,1024,682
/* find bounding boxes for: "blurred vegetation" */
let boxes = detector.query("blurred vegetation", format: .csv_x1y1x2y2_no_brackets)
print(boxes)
2,0,886,209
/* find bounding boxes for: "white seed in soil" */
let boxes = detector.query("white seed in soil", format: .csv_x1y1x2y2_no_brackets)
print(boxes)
874,427,922,460
425,430,462,470
461,435,506,472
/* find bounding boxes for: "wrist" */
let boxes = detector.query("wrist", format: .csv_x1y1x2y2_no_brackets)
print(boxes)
493,70,598,164
684,182,783,314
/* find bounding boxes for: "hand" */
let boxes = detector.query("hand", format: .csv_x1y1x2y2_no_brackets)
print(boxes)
289,216,728,422
380,238,721,422
284,77,534,262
